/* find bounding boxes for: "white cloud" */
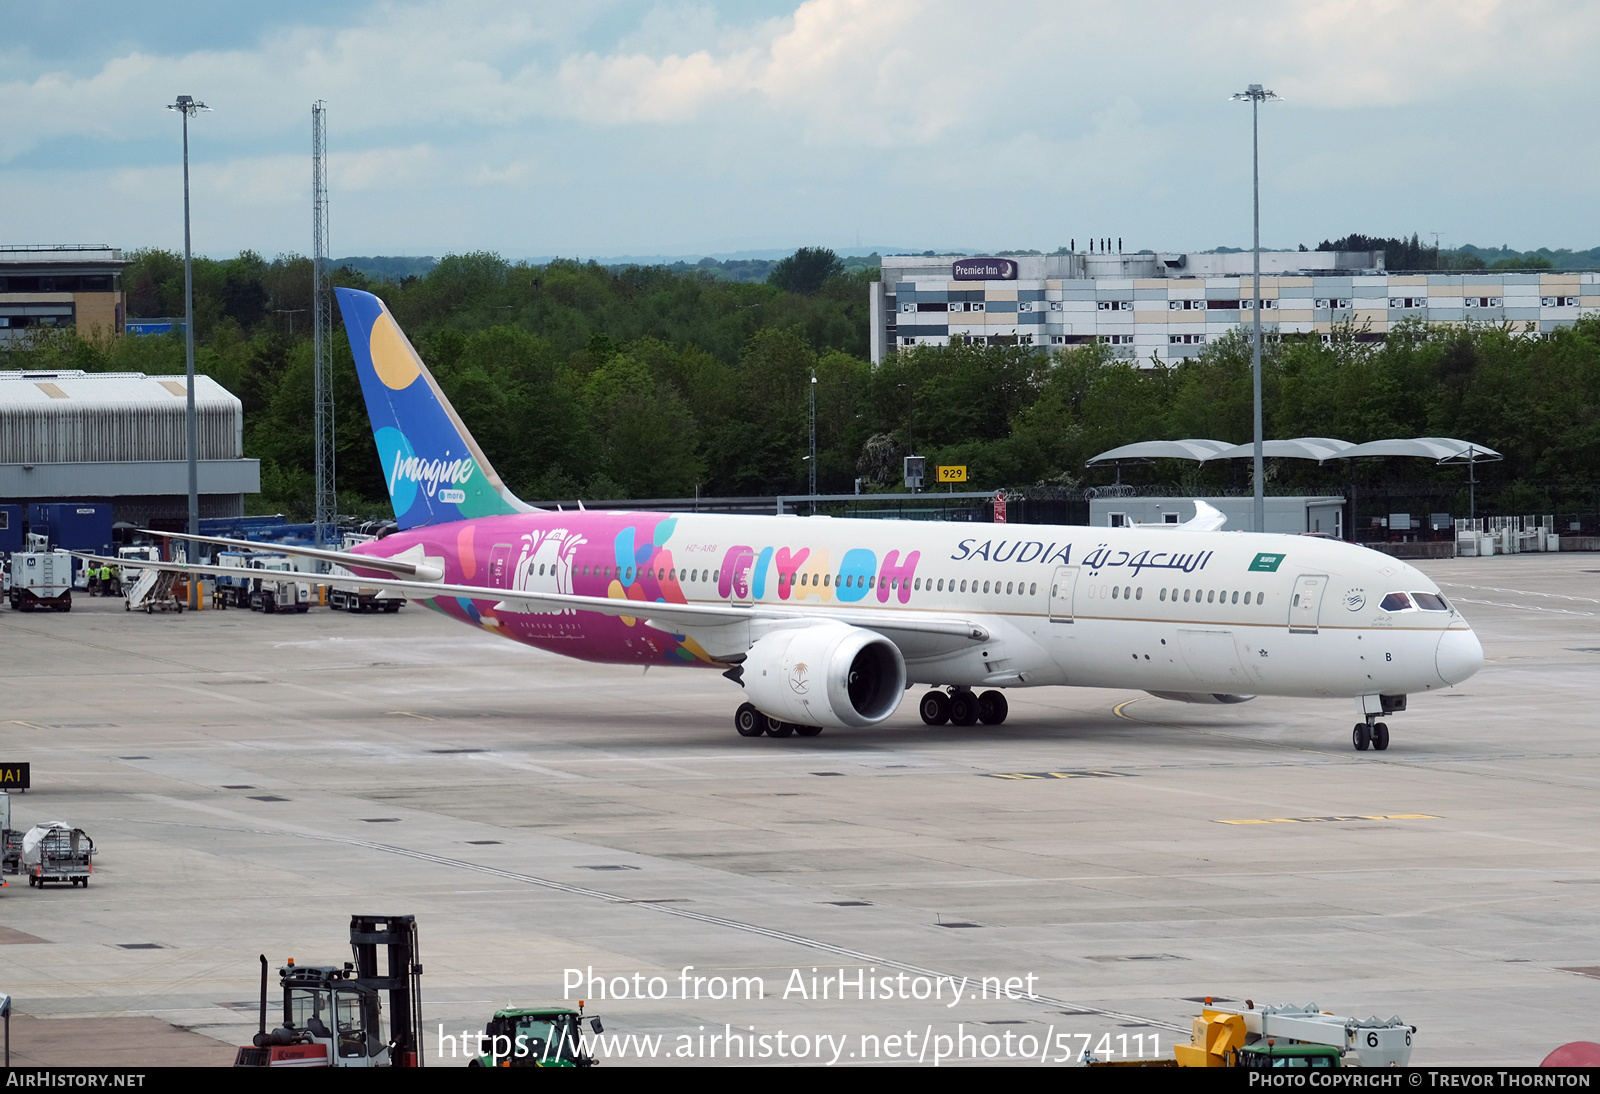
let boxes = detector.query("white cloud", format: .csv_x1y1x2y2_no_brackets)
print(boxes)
4,0,1598,255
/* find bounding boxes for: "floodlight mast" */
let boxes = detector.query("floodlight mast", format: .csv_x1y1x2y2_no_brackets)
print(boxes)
167,94,209,605
1231,83,1279,533
312,101,336,548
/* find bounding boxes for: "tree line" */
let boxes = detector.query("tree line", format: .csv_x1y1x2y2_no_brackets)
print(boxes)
3,247,1596,522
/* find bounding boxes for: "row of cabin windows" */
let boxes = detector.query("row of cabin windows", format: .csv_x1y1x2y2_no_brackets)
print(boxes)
531,562,1042,597
532,564,1462,615
531,562,1454,618
1083,585,1267,606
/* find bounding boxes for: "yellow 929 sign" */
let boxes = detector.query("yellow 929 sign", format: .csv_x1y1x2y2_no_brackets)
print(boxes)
937,465,968,483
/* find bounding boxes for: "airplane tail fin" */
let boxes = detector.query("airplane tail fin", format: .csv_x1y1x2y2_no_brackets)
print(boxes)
336,288,534,529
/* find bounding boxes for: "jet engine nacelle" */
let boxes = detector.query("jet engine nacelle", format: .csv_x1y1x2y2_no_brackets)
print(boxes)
1147,691,1256,705
742,623,906,728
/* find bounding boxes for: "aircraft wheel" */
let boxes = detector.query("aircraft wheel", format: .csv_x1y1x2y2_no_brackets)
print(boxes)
734,703,765,737
949,691,979,727
794,724,823,737
977,690,1009,725
765,716,794,738
919,690,951,726
1372,722,1390,751
1352,723,1371,751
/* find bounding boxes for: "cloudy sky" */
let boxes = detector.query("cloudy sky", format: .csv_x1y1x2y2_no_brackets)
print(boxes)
4,1,1596,260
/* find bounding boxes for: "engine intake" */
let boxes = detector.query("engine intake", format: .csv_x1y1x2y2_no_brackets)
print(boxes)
742,623,906,729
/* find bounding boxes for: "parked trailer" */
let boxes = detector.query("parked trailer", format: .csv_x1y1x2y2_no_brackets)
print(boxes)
20,823,94,888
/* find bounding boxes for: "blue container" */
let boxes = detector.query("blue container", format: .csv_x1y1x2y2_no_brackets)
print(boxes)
28,502,114,556
0,504,22,553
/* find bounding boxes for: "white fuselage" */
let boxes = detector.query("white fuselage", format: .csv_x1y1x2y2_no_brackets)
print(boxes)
411,511,1482,703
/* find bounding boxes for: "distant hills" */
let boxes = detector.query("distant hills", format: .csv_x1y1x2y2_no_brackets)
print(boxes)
334,240,1600,285
334,251,884,285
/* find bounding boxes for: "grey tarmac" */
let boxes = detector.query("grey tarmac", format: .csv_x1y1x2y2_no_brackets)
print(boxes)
0,552,1593,1066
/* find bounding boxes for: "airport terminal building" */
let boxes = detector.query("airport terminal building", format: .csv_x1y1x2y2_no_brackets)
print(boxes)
869,251,1600,365
0,245,126,342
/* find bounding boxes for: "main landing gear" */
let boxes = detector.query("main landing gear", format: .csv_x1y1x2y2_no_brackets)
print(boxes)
919,688,1008,727
1352,717,1391,752
734,702,823,739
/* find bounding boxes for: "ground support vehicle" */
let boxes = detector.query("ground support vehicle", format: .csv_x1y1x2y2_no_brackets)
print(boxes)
328,533,404,613
1,792,19,882
212,551,255,608
327,578,404,613
209,552,310,612
123,566,187,612
470,1006,602,1067
19,822,94,888
247,558,312,614
115,546,161,596
234,914,423,1068
1090,1001,1413,1068
1172,1002,1414,1067
8,538,73,612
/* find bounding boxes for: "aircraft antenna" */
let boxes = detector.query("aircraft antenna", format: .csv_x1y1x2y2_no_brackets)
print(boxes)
312,100,337,548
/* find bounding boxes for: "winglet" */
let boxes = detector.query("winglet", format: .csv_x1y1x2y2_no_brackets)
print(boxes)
1184,500,1228,531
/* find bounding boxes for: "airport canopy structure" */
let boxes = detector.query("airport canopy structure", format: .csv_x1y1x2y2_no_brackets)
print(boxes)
1209,437,1353,463
1338,437,1503,464
1085,439,1238,464
1087,436,1501,467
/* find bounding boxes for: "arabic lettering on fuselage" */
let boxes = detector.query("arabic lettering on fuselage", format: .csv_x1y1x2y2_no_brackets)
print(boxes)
950,538,1213,576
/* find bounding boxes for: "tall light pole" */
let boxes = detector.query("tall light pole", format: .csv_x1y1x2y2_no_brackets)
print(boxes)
1231,83,1278,533
809,371,817,514
168,94,209,605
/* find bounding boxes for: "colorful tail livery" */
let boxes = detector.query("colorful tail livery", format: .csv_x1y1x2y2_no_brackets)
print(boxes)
336,287,533,529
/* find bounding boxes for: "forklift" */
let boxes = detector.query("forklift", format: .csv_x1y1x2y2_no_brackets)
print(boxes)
235,915,423,1068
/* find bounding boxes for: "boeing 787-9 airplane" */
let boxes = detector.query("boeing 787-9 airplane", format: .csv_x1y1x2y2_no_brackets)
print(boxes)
109,288,1483,751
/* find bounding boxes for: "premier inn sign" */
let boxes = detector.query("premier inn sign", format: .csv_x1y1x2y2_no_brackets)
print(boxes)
952,257,1018,281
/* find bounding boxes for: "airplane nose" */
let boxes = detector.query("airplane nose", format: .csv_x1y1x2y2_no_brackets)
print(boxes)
1436,627,1484,685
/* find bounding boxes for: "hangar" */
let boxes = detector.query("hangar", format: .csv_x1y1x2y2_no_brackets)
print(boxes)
0,368,260,530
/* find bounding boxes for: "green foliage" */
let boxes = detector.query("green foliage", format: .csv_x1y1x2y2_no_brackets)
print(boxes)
767,247,844,295
8,247,1599,519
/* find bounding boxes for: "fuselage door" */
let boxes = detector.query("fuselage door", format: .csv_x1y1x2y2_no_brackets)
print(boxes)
1049,565,1079,622
488,543,513,588
1288,573,1328,633
730,553,755,608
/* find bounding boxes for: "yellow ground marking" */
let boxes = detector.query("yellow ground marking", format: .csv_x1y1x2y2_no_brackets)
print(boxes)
1216,814,1440,825
982,770,1131,780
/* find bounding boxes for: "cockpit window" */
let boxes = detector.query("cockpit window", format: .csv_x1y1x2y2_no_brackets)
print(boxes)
1379,592,1414,612
1412,592,1449,611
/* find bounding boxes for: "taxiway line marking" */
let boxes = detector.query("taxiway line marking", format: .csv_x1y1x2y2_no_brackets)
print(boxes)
1216,814,1441,825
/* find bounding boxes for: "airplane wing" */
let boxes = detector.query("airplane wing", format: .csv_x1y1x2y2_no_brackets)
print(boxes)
137,529,443,581
69,552,991,648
